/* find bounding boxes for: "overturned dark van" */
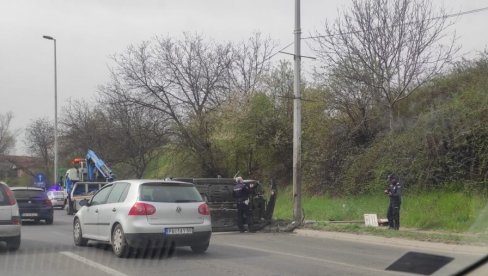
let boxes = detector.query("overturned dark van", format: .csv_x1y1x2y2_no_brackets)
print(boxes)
173,178,277,232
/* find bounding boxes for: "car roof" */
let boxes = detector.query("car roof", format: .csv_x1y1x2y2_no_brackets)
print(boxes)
10,186,44,191
114,179,195,186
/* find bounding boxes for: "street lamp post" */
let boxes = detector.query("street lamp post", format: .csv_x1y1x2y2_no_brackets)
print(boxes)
42,35,58,187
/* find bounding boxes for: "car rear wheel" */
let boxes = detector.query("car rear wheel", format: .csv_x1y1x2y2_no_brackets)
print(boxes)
7,235,21,251
112,224,130,258
191,242,209,254
46,217,53,225
73,218,88,246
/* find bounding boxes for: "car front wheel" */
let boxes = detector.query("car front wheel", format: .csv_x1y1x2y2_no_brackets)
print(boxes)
112,224,130,258
73,218,88,246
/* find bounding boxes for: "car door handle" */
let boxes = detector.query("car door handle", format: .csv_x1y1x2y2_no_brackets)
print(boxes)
112,208,116,212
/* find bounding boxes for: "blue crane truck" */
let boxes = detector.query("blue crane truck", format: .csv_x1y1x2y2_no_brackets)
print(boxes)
64,149,115,215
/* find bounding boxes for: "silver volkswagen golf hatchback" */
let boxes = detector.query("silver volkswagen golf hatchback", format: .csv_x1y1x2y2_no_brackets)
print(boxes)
73,180,211,257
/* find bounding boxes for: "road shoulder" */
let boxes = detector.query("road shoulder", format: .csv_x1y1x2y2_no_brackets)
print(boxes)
294,229,488,256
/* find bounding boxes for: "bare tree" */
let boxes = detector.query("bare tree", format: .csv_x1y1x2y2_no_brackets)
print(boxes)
0,112,15,155
24,118,54,173
103,98,169,178
265,60,294,118
321,59,377,142
60,99,113,160
230,32,277,96
313,0,457,131
101,33,233,175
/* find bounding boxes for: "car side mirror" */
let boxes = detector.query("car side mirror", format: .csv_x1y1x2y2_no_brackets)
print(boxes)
79,199,90,207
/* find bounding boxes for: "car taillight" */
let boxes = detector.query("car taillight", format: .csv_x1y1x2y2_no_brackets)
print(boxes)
45,199,52,207
128,202,156,216
5,188,16,205
198,203,210,216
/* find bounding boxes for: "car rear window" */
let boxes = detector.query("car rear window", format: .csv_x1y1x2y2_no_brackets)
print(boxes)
13,190,47,199
140,183,203,203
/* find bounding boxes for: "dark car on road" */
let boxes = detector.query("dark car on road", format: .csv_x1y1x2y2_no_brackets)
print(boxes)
11,187,53,224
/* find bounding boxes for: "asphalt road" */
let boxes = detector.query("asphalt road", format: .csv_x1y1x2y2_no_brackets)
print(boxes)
0,209,485,276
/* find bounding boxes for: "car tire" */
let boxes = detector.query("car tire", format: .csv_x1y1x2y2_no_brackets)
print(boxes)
7,235,21,251
112,224,130,258
191,242,209,254
73,218,88,246
46,217,53,225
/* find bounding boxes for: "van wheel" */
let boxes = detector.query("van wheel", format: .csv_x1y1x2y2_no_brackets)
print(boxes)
73,218,88,246
112,224,130,258
46,217,53,225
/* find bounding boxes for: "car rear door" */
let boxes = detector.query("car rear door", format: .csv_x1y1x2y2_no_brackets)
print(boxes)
97,182,130,241
82,185,112,239
140,183,205,225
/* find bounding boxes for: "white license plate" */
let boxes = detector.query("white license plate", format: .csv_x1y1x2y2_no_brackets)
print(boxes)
165,227,193,235
23,213,38,217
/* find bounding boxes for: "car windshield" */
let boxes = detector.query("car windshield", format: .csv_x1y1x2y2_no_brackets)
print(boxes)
140,183,203,203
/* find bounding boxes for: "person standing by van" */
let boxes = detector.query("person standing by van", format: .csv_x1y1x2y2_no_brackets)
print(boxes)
385,174,402,230
233,177,253,233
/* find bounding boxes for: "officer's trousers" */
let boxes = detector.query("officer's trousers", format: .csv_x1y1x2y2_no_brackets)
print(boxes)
237,202,253,232
387,203,400,230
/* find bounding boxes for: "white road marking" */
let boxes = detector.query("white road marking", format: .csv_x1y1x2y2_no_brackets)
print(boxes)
59,251,128,276
224,243,395,274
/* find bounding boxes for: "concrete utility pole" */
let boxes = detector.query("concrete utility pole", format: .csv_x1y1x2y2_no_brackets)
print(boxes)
293,0,302,224
43,35,58,187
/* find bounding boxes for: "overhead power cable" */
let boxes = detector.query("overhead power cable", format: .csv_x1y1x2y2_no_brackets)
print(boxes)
269,5,488,59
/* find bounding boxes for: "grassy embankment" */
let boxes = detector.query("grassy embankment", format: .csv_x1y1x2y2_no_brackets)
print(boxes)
274,186,488,245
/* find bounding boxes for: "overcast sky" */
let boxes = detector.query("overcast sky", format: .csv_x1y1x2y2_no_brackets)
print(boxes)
1,0,488,155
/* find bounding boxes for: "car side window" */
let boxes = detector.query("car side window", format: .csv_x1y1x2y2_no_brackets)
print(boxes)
106,183,129,204
90,185,112,206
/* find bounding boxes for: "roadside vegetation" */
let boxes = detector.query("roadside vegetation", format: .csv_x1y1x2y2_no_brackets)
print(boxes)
274,186,488,232
274,186,488,244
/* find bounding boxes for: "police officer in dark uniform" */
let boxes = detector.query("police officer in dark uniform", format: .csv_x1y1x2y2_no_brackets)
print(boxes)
233,176,253,233
385,174,402,230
